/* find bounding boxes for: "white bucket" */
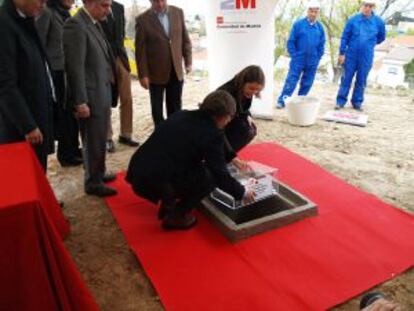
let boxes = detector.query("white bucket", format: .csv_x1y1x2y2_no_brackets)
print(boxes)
285,96,320,126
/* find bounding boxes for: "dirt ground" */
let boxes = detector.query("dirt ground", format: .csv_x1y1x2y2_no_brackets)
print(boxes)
47,78,414,310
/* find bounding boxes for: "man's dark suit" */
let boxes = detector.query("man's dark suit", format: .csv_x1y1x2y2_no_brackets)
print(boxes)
36,5,82,165
100,1,129,71
0,0,54,170
126,110,244,214
100,1,135,142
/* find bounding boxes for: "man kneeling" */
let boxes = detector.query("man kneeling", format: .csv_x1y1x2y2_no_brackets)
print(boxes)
126,90,254,230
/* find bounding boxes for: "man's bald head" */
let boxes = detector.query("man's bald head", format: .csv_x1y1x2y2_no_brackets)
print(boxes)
83,0,112,21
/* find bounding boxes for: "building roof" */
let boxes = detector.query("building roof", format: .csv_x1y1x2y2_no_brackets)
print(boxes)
392,36,414,48
384,47,414,63
376,36,414,52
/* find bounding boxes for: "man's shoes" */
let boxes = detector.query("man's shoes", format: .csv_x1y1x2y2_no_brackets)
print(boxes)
106,140,116,153
85,184,118,197
157,202,175,220
59,157,83,167
119,136,140,147
353,106,364,112
360,292,385,310
276,103,285,109
162,213,197,230
103,172,117,183
334,105,343,110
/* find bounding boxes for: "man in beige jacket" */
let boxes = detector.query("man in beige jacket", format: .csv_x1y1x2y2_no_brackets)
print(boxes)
135,0,192,126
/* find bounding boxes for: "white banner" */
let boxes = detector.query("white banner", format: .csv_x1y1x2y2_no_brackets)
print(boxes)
205,0,277,118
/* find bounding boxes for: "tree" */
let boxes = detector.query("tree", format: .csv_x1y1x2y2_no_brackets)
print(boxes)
126,0,144,38
379,0,414,23
404,59,414,89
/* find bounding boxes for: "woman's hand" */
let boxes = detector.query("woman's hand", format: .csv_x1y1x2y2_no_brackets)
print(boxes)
247,116,254,127
232,157,251,172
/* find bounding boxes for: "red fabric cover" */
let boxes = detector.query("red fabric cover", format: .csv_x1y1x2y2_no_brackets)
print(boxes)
106,143,414,311
0,142,99,311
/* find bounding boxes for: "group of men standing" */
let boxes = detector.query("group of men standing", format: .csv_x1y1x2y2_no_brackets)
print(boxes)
0,0,386,199
277,0,385,112
0,0,191,197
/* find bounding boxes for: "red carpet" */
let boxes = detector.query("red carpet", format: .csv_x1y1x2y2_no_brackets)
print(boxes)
106,143,414,311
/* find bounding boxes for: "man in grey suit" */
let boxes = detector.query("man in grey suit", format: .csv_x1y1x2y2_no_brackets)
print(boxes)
63,0,117,196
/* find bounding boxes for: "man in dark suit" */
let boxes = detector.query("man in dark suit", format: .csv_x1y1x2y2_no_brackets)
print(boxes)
100,0,139,152
135,0,192,126
36,0,83,167
63,0,117,197
126,91,255,230
0,0,54,171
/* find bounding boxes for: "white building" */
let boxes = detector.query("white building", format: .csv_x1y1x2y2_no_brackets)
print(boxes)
369,36,414,88
376,47,414,88
398,22,414,33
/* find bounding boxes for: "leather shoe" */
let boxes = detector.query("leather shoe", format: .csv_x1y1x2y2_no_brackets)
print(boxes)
157,202,175,220
59,157,83,167
106,140,116,153
119,136,140,147
103,172,116,183
85,185,117,197
162,213,197,230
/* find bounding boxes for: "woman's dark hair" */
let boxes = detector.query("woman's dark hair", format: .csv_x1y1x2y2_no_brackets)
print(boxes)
233,65,265,101
199,90,237,118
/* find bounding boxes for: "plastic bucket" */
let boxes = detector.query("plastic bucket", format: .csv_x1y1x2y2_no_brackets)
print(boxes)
285,96,320,126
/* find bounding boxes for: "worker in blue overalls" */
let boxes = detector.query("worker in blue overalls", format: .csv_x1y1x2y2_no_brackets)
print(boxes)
276,1,325,109
336,0,386,111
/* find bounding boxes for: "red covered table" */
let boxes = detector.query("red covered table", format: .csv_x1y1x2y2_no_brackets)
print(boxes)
0,142,99,311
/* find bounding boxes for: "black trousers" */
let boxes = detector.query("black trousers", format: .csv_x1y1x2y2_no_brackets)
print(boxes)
225,116,257,152
52,70,81,162
132,169,213,216
149,69,183,126
160,165,214,216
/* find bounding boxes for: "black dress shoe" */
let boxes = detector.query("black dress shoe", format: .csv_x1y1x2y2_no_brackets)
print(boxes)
162,213,197,230
85,185,117,197
103,172,117,183
157,202,175,220
59,157,83,167
118,136,140,147
106,140,116,153
360,292,385,309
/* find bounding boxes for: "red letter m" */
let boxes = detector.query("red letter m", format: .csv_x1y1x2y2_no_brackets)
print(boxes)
236,0,256,9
